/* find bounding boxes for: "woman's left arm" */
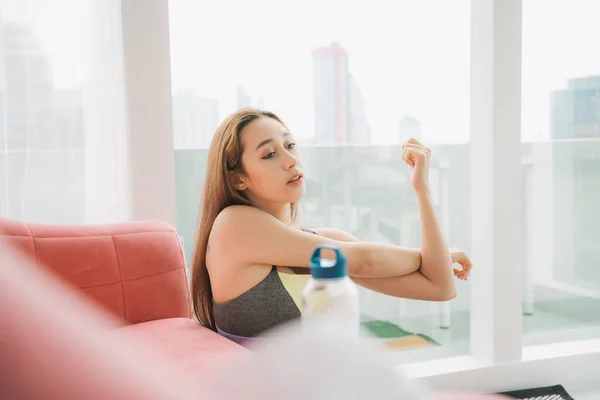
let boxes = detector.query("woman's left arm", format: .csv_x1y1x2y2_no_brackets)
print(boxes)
312,227,471,302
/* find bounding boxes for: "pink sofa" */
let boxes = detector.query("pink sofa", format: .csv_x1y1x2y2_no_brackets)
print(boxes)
0,218,247,377
1,217,508,399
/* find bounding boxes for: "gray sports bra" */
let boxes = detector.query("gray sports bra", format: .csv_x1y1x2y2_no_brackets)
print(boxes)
213,228,315,343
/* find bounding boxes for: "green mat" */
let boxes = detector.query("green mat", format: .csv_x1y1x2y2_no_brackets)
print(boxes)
361,320,440,346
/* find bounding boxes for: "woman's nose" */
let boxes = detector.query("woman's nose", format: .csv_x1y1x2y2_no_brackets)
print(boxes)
282,150,297,170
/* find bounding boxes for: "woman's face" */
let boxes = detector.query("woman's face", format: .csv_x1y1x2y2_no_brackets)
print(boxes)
237,116,305,206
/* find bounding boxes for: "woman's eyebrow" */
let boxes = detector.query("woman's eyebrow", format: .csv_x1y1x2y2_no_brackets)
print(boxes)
255,132,291,151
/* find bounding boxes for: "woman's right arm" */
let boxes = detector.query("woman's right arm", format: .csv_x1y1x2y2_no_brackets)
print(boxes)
208,205,421,278
402,138,455,301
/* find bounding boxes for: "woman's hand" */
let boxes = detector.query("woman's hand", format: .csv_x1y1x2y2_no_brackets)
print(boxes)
451,248,472,281
402,138,431,194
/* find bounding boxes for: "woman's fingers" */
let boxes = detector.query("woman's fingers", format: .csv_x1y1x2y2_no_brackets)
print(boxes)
405,137,424,147
402,147,415,166
454,269,467,281
403,140,430,154
402,140,431,167
402,147,415,167
461,260,472,276
403,142,426,151
451,250,472,281
455,268,469,280
402,145,430,167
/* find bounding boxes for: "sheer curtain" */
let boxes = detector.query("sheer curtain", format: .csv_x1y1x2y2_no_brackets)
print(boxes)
0,0,130,224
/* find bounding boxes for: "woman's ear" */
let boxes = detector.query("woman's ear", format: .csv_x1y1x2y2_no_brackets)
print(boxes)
229,171,248,191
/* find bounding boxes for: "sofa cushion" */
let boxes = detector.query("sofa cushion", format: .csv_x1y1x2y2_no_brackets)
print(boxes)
0,218,191,326
111,318,249,376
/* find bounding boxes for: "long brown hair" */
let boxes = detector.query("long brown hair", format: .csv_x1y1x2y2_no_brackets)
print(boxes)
191,107,299,330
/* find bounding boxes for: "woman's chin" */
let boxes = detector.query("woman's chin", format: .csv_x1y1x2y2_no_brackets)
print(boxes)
287,187,306,203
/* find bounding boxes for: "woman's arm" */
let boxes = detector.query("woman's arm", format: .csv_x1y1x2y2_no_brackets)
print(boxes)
313,228,458,301
210,139,460,292
309,138,468,301
209,205,421,279
397,138,456,298
413,188,455,299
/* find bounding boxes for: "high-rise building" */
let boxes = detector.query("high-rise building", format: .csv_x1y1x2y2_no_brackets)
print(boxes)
172,90,219,149
348,74,371,144
549,75,600,286
312,42,350,145
551,75,600,139
312,42,371,145
0,22,83,150
0,21,85,222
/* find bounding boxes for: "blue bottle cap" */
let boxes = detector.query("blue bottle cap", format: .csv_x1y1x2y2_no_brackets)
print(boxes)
309,245,348,279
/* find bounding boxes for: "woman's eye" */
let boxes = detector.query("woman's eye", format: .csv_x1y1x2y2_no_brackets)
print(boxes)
263,152,275,159
286,142,296,150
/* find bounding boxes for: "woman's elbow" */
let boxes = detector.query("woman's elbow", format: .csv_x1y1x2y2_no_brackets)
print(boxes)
441,287,457,301
436,284,457,301
427,282,456,301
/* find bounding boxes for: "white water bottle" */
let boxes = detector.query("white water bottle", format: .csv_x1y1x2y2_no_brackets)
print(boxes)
301,245,360,337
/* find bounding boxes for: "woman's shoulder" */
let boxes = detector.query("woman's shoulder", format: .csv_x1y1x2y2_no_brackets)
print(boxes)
211,205,286,244
207,206,274,272
213,205,271,231
215,204,271,221
207,207,338,275
217,204,263,219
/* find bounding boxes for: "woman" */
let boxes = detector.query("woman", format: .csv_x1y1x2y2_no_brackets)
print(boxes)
191,108,472,343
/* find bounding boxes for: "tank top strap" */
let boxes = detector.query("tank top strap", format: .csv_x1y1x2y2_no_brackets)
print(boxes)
300,227,317,235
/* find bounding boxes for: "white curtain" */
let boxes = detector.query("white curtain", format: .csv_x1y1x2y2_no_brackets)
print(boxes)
0,0,130,224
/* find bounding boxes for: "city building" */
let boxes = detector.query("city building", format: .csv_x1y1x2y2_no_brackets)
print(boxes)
312,42,371,145
550,75,600,286
0,22,83,150
0,21,85,222
551,75,600,139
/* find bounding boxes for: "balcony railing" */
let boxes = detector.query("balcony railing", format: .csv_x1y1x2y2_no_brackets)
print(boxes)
173,139,600,360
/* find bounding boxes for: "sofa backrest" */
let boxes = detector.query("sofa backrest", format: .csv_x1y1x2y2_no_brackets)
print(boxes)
0,218,192,326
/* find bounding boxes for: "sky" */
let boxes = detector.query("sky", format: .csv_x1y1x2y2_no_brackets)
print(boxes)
1,0,600,144
168,0,472,144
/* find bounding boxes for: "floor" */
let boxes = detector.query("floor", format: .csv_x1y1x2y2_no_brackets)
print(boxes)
361,285,600,364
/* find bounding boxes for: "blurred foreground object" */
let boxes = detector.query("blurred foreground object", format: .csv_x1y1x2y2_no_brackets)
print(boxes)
1,221,507,399
0,234,198,400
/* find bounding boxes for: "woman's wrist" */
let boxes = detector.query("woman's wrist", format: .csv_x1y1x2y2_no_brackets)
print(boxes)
414,185,432,200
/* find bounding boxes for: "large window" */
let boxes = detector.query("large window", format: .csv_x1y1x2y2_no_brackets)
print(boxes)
169,0,470,361
0,0,130,224
521,0,600,345
0,0,86,222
